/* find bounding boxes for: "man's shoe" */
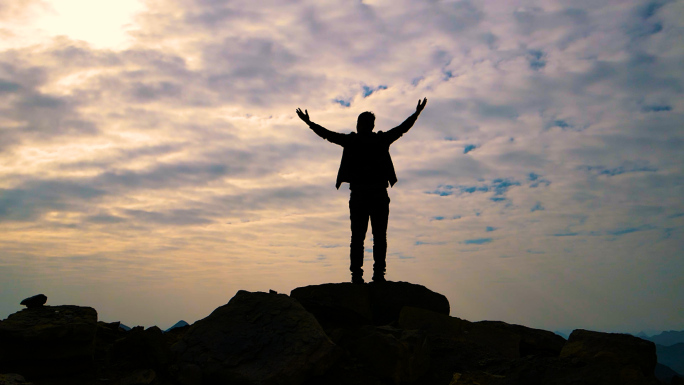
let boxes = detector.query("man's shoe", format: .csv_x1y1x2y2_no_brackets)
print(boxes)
372,275,386,283
352,276,365,284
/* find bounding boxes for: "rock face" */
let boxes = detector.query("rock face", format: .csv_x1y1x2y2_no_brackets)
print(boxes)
19,294,47,309
0,284,664,385
173,290,338,385
0,305,98,378
290,281,450,328
0,373,30,385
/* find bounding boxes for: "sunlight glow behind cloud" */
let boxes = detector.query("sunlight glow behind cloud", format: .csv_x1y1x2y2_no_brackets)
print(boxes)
1,0,145,50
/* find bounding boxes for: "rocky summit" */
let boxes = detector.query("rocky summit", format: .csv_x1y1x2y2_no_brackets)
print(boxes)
0,282,678,385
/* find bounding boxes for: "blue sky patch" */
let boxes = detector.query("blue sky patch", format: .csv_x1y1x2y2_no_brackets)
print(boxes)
362,85,387,98
427,178,523,201
320,244,341,248
426,185,455,196
642,105,671,112
579,162,657,177
334,98,351,107
544,119,576,131
638,1,666,19
528,172,551,187
464,144,477,154
0,80,21,93
607,226,653,236
531,202,545,212
463,238,493,245
527,49,546,70
491,178,521,195
415,240,445,246
486,226,496,232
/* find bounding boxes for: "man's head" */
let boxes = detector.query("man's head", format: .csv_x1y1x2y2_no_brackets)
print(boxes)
356,111,375,133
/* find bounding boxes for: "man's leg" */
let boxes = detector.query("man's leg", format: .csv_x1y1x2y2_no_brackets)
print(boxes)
370,191,390,282
349,192,370,283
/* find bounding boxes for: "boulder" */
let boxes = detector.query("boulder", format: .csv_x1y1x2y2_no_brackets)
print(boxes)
560,329,657,376
291,281,450,327
450,371,506,385
19,295,47,309
173,290,338,385
552,329,660,385
305,325,430,385
94,321,128,370
111,326,170,370
346,326,430,384
399,306,469,337
399,307,509,359
120,368,157,385
290,283,373,328
369,281,450,325
0,305,98,378
475,321,566,358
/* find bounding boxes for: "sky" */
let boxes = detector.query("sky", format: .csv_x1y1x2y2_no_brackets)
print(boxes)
0,0,682,334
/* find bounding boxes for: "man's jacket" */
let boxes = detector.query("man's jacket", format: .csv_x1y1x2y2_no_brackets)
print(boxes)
308,112,420,189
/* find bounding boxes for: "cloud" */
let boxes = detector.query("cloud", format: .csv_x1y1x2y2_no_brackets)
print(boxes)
0,181,105,222
0,60,99,151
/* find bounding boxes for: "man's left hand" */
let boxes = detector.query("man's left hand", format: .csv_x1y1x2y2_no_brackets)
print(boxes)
416,98,427,114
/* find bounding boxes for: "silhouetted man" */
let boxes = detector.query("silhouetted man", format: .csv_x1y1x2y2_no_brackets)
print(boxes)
297,98,427,283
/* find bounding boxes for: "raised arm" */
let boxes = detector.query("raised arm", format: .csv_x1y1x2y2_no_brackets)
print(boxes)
384,98,427,144
296,108,347,146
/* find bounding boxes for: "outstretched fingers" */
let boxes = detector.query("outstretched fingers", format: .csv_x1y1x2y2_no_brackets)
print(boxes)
296,108,310,123
416,97,427,112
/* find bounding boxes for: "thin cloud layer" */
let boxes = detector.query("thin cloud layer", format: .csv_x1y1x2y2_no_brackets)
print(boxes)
0,0,682,332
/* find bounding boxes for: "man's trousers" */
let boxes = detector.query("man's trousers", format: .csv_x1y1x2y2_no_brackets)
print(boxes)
349,188,390,280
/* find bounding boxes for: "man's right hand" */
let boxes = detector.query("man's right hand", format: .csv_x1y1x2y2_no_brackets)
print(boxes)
296,108,311,124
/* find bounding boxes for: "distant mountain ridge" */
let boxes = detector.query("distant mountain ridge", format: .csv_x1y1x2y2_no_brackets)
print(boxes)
645,330,684,346
655,343,684,376
164,320,189,332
